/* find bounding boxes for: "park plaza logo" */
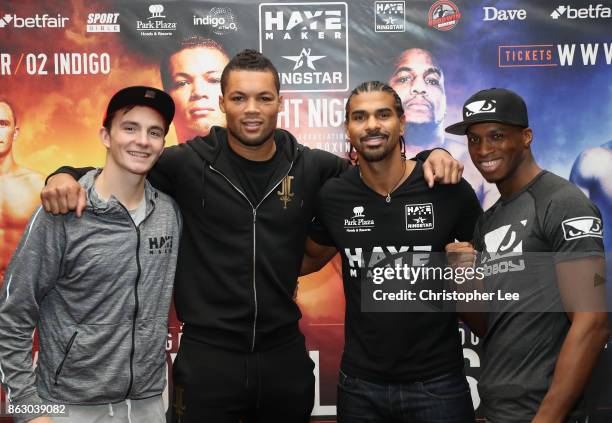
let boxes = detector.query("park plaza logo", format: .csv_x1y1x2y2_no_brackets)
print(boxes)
0,12,68,29
136,4,177,37
375,1,406,32
405,203,434,231
344,206,375,233
259,2,348,92
550,4,611,19
87,12,120,32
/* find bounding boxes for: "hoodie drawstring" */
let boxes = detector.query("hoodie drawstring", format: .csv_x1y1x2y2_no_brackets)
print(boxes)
108,403,114,417
126,399,133,423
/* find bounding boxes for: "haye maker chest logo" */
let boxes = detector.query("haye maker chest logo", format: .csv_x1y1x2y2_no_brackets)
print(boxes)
259,2,349,92
405,203,434,231
148,235,174,254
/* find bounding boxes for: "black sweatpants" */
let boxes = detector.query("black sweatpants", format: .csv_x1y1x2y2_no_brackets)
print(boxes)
170,336,315,423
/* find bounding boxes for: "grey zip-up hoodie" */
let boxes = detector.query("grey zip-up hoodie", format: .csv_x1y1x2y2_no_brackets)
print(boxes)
0,170,181,422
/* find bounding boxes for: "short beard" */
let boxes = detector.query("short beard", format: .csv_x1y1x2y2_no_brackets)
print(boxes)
356,138,395,163
228,127,275,149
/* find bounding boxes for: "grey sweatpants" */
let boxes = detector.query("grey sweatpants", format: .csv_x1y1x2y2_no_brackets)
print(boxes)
51,395,165,423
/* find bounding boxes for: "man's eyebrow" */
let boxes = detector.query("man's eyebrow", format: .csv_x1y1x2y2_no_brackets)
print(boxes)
392,66,442,78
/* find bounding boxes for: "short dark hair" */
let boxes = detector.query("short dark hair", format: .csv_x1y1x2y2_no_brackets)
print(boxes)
345,81,404,122
102,105,137,132
220,49,280,94
160,36,229,91
0,98,18,126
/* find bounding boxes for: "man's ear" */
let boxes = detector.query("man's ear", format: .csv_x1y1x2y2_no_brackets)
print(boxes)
99,127,111,149
523,128,533,148
219,95,226,114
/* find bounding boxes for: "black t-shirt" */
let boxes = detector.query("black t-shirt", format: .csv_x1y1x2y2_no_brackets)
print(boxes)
472,171,604,422
311,162,482,382
222,132,285,205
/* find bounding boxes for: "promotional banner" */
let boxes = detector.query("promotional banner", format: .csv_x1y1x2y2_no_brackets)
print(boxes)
1,0,610,421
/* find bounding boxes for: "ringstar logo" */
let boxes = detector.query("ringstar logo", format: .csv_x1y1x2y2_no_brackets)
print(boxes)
464,100,496,117
136,4,177,37
551,4,611,19
86,12,120,32
428,0,461,31
0,12,69,29
259,2,349,92
375,1,405,32
405,203,434,231
282,48,325,71
562,216,602,240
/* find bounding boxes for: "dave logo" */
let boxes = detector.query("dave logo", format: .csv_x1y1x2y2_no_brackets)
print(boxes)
148,235,173,254
561,216,602,241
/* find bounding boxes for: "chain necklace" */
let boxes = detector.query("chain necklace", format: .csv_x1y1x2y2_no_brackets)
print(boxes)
359,159,407,203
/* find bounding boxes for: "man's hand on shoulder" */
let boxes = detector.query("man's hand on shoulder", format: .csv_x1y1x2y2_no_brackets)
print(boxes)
41,173,87,217
422,148,464,188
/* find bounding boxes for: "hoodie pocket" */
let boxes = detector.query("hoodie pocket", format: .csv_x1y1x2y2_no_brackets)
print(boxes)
54,331,78,385
50,322,133,403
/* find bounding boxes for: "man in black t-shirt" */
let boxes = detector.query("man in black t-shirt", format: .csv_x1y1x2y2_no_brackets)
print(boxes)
302,81,481,422
445,88,609,422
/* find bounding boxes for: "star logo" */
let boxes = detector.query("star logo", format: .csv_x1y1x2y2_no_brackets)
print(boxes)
282,48,325,71
413,217,426,224
384,16,396,24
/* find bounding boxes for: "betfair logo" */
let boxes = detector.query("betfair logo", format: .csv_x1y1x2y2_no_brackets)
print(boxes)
277,176,294,209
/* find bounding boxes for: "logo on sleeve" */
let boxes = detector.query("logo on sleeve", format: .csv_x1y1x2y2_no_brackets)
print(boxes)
405,203,434,230
561,216,602,240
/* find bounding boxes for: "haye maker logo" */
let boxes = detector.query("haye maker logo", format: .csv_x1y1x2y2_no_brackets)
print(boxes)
0,12,68,29
428,0,461,31
375,1,405,32
259,2,349,92
550,4,611,19
149,235,174,254
405,203,434,231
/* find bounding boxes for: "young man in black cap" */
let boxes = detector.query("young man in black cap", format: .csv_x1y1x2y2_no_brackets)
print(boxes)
302,81,481,422
445,88,609,422
0,86,182,423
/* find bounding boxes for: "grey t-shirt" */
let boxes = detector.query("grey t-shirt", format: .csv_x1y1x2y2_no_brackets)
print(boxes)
473,171,604,422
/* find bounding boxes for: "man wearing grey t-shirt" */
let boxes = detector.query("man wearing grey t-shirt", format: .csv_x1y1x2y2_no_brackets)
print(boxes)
445,88,609,422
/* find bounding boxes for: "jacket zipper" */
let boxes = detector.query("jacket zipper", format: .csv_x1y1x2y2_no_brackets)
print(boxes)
210,162,294,351
119,200,154,398
54,331,78,385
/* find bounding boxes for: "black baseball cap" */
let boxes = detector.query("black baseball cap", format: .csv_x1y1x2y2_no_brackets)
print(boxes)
104,86,175,133
445,88,529,135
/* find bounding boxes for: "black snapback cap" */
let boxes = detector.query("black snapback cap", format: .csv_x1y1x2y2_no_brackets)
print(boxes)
104,86,175,133
445,88,528,135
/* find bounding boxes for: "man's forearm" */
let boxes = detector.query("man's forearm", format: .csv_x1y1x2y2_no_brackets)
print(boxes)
533,313,609,422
